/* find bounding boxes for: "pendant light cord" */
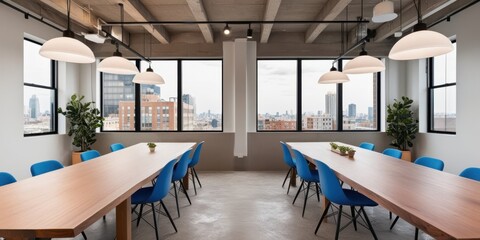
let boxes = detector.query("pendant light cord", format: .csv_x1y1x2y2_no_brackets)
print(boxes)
67,0,71,30
413,0,422,23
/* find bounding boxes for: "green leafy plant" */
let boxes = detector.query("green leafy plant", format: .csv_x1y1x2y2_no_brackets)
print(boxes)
330,142,338,150
58,94,104,152
338,146,349,154
386,96,419,151
147,142,157,148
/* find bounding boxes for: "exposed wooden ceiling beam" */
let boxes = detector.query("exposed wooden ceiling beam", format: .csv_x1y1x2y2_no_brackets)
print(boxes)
34,0,97,31
186,0,214,43
260,0,282,43
305,0,352,43
373,0,455,42
124,0,170,44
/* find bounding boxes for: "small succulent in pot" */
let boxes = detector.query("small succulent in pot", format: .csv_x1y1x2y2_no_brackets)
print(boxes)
338,146,349,155
347,147,356,158
147,142,156,152
330,142,338,150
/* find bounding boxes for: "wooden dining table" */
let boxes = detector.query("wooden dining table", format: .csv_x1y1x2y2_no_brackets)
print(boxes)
0,142,195,240
287,142,480,240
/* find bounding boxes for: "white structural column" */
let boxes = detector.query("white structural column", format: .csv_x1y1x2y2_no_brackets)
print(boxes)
223,39,257,158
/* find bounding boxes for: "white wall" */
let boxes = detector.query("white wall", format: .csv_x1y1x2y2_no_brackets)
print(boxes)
0,4,81,180
407,3,480,174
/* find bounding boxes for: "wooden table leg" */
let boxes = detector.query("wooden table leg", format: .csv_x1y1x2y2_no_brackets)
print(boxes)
116,197,132,240
183,169,190,190
289,169,297,187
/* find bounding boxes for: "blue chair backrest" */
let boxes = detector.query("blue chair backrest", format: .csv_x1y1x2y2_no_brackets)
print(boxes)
110,143,125,152
293,149,316,181
315,160,347,204
459,167,480,181
280,142,296,168
382,148,402,159
146,160,177,202
81,150,101,162
414,157,444,171
0,172,16,186
359,142,375,151
31,160,64,176
172,149,193,181
188,141,205,167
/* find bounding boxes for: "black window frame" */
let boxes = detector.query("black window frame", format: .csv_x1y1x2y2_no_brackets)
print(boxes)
427,40,457,134
23,38,58,137
100,59,223,132
256,58,381,132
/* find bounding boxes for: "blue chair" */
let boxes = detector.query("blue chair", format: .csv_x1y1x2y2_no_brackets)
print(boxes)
459,167,480,181
30,160,64,176
172,149,193,217
280,141,296,194
188,141,205,195
292,149,320,217
390,156,445,239
0,172,16,186
110,143,125,152
132,160,177,240
80,150,101,162
314,160,378,240
359,142,375,151
382,148,402,159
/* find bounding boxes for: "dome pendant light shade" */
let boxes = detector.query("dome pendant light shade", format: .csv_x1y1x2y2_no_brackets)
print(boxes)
97,50,139,75
372,1,398,23
389,23,453,60
133,67,165,84
318,67,350,84
343,55,385,74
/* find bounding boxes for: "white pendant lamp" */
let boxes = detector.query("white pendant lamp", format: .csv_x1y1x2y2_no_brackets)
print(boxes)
133,64,165,84
318,66,350,84
389,0,453,60
343,48,385,74
372,0,398,23
97,48,139,75
39,0,94,63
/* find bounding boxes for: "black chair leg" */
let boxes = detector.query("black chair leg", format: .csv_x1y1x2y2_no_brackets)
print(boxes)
302,181,311,217
390,216,400,230
351,206,357,231
193,168,202,188
161,200,178,232
136,204,144,227
361,207,378,240
335,205,343,240
293,180,305,204
173,182,180,217
131,204,138,214
191,168,197,195
315,182,320,202
287,177,292,194
151,203,159,240
315,201,331,235
180,180,192,205
282,168,292,187
415,228,419,240
390,211,392,219
81,231,87,239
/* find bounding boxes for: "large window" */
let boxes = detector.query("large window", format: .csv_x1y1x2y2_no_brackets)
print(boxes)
428,41,456,133
23,39,57,135
257,59,381,132
257,60,297,131
101,59,223,132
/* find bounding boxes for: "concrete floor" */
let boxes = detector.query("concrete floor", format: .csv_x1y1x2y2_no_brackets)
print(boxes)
58,172,434,240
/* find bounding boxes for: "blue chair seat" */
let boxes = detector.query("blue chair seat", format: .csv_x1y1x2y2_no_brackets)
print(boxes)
344,189,378,207
132,187,154,204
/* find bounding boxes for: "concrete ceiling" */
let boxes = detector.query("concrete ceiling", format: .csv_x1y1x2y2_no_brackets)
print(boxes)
6,0,475,57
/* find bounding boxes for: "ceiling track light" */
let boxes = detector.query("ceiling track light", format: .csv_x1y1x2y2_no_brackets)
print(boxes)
39,0,95,63
223,23,231,35
247,23,253,39
372,0,398,23
388,0,453,60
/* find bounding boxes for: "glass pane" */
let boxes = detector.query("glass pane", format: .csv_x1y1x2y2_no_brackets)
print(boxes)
140,61,178,131
102,63,136,131
342,60,378,130
24,40,52,86
24,86,55,134
257,60,297,131
432,85,456,132
433,42,456,85
301,60,337,130
182,60,222,131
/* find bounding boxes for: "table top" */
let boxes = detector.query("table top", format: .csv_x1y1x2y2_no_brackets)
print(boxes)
0,142,195,238
287,142,480,240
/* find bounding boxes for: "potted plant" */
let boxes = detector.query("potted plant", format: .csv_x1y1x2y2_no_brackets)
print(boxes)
58,94,104,164
347,147,356,158
330,142,338,150
386,96,419,162
338,146,349,156
147,142,156,152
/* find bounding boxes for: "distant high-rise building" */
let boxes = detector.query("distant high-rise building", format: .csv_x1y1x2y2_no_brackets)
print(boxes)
368,107,373,121
29,94,40,119
325,92,336,117
102,73,136,117
348,104,356,118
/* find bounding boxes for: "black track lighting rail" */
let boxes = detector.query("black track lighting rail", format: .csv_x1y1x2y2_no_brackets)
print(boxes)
104,19,369,26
